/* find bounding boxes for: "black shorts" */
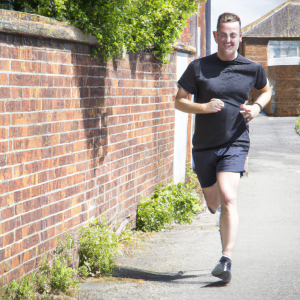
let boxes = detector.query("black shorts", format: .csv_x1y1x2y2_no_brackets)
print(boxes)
192,143,249,188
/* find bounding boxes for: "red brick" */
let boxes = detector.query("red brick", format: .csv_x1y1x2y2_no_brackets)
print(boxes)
0,87,10,98
22,234,40,250
0,60,9,71
3,232,14,247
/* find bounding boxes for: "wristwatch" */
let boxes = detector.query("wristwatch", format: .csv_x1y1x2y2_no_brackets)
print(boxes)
253,102,263,112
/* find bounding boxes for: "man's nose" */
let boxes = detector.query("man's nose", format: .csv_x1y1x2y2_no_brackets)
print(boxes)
226,35,231,43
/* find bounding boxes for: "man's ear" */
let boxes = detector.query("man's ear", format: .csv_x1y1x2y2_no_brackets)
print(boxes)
213,31,218,43
239,31,243,43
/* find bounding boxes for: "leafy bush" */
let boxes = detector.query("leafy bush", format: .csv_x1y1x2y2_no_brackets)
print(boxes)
12,0,205,64
35,234,80,297
136,193,173,232
0,234,80,299
185,162,203,197
0,273,36,300
78,218,133,277
137,177,203,232
296,116,300,135
1,224,133,299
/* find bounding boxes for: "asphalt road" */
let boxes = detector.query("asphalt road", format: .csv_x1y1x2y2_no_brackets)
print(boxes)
78,116,300,300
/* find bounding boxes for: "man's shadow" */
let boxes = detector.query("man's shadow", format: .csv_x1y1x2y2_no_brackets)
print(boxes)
202,281,228,288
113,266,227,287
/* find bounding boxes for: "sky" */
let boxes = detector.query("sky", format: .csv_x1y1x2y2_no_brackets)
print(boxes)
211,0,287,53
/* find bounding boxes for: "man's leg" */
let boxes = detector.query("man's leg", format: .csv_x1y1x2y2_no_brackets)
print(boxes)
209,171,240,283
217,171,240,259
202,171,240,257
202,182,221,214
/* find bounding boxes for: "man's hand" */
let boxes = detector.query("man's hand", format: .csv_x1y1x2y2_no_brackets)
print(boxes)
205,99,224,113
175,88,225,114
239,104,261,123
239,80,271,122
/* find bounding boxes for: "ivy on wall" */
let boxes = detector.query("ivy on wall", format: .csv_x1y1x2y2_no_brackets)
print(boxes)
12,0,206,63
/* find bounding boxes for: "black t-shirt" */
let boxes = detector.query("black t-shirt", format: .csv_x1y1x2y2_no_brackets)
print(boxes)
178,53,267,150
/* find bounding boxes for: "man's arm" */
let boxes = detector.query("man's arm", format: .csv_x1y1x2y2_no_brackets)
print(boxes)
239,79,272,123
175,86,224,114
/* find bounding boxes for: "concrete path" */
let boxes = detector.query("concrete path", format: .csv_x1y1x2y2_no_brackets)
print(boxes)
78,116,300,300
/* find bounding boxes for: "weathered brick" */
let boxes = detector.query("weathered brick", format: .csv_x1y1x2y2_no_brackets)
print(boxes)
0,73,8,87
22,234,40,250
11,61,43,73
0,87,10,98
3,232,14,247
0,60,9,71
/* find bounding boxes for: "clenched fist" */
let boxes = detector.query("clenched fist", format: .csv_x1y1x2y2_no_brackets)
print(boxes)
205,98,224,113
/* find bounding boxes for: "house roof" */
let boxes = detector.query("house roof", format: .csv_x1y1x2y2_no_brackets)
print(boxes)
242,0,300,37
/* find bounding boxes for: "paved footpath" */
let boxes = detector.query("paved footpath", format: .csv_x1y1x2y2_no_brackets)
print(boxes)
78,116,300,300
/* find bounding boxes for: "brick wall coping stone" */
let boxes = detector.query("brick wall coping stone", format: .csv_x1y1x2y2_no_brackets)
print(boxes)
173,42,196,54
0,9,99,44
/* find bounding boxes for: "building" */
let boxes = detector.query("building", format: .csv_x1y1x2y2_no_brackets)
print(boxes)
239,0,300,116
173,1,208,183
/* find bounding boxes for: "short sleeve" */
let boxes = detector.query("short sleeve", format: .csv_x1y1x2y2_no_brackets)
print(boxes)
254,64,267,90
177,62,196,95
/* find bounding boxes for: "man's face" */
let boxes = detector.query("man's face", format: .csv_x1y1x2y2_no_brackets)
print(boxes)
213,21,242,56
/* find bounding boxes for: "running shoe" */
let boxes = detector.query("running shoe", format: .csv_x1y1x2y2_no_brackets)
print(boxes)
211,256,232,284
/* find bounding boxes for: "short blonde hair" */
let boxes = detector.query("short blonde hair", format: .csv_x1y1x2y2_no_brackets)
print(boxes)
217,12,241,32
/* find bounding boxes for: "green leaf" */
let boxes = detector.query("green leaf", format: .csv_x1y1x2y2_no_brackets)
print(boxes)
14,0,204,64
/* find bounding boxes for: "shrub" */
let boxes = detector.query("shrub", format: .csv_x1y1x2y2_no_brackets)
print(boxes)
136,179,203,232
0,234,80,299
136,192,173,232
12,0,206,64
0,273,36,300
0,224,134,299
78,218,133,277
35,234,80,297
185,162,203,198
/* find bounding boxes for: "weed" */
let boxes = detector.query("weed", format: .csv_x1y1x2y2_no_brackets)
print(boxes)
0,234,81,300
78,218,133,277
35,234,80,298
296,116,300,135
0,273,36,300
136,163,203,232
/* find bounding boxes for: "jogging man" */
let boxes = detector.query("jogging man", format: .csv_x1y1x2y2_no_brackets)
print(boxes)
175,13,271,283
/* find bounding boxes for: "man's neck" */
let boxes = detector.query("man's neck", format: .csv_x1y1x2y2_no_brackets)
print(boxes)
217,51,238,61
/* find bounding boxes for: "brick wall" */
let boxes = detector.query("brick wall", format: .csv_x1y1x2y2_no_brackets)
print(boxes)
240,38,272,114
268,65,300,116
0,12,176,284
178,18,191,45
241,38,268,68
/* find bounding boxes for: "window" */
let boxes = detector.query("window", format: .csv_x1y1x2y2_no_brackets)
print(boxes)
268,40,300,66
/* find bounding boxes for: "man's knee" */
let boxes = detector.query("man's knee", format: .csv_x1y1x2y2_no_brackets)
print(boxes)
207,206,217,214
221,192,237,208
